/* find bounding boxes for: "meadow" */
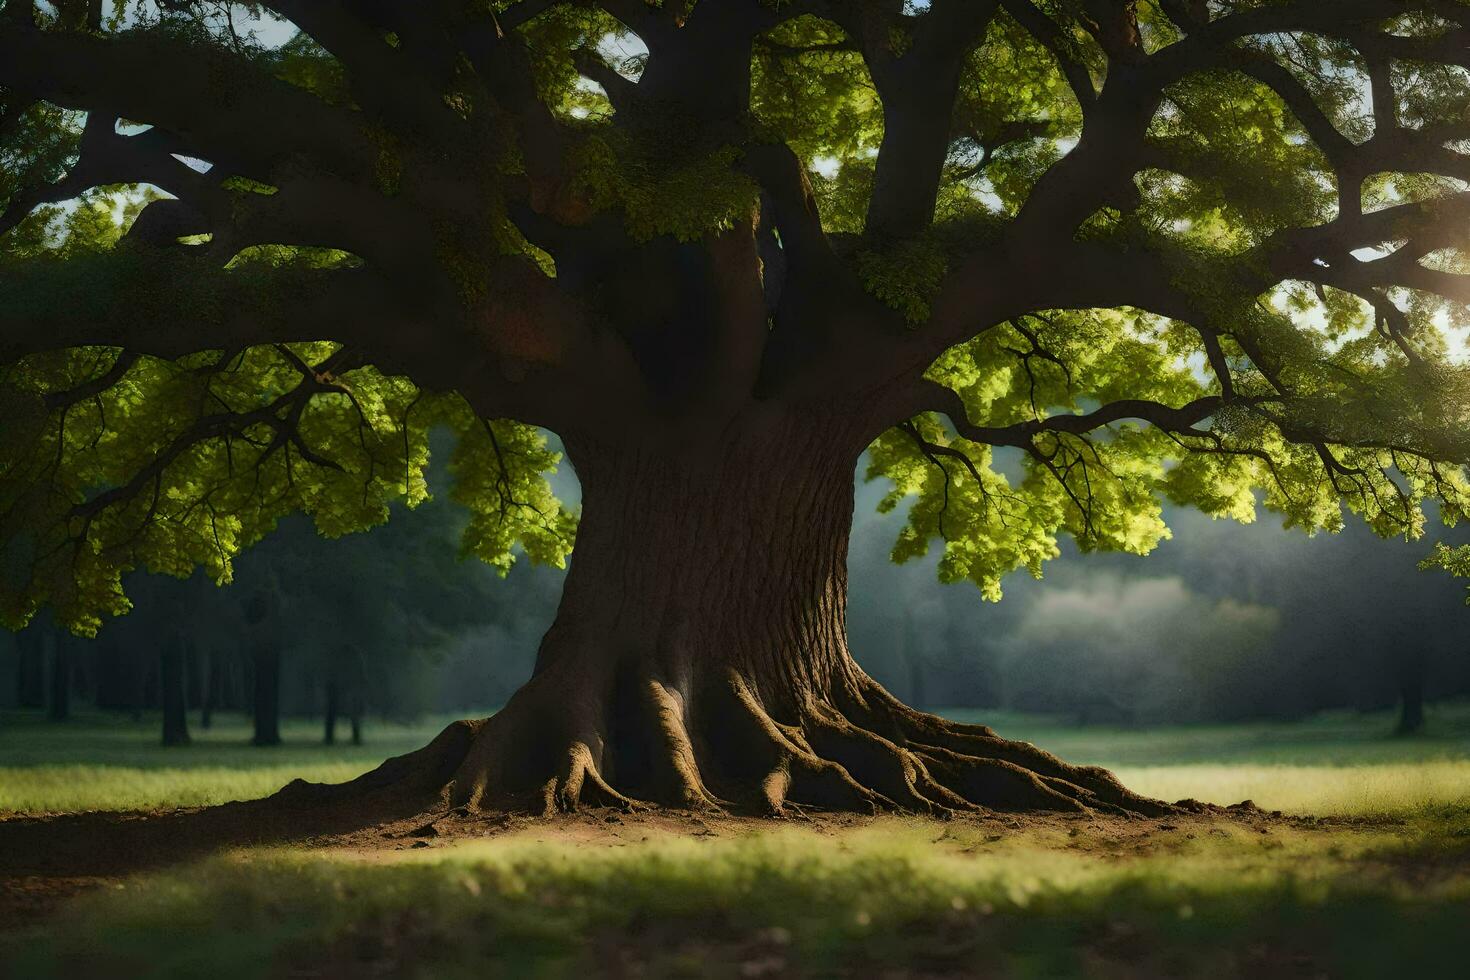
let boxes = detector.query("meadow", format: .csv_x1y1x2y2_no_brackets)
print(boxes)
4,705,1470,978
5,704,1470,816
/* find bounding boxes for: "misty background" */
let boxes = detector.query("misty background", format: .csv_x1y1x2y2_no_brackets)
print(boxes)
4,436,1468,731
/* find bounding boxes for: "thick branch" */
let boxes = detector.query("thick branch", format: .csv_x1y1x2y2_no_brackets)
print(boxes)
0,25,374,182
0,254,407,363
907,379,1234,449
862,1,1001,239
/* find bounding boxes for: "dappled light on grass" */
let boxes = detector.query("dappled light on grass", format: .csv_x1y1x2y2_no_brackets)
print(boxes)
1118,762,1470,818
0,710,483,814
0,763,377,814
7,818,1470,979
6,708,1470,976
6,705,1470,817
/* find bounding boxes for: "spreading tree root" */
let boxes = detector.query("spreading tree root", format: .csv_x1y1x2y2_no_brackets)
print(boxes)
299,661,1173,820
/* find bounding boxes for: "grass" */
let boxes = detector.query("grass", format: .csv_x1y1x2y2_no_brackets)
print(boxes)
0,710,458,813
976,704,1470,817
7,704,1470,977
8,816,1470,978
5,702,1470,816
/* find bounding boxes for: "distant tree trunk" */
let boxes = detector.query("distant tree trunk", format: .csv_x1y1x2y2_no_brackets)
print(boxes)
218,653,239,718
324,677,339,745
252,641,281,746
900,610,926,710
47,634,69,722
131,650,146,723
160,632,191,746
348,645,366,745
199,647,215,729
15,630,45,709
246,582,283,747
1396,651,1426,735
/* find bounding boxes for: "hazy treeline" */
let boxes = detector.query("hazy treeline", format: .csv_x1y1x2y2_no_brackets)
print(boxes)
0,481,563,742
3,460,1468,736
850,482,1470,728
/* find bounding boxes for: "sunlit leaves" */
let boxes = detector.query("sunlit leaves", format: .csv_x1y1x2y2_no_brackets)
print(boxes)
1142,72,1335,251
752,13,882,219
868,288,1470,600
6,0,1470,630
438,401,576,574
0,343,575,635
0,96,83,213
945,10,1084,219
1420,541,1470,604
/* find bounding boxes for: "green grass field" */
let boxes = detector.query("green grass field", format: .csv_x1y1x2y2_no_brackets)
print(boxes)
8,807,1470,979
5,703,1470,816
5,704,1470,978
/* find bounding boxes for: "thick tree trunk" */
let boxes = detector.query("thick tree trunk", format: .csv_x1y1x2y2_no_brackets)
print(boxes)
286,415,1167,818
160,632,191,747
404,419,1160,818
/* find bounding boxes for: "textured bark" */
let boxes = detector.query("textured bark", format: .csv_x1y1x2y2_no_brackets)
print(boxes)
301,413,1169,819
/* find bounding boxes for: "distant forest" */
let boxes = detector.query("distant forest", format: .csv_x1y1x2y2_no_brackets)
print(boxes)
4,441,1468,735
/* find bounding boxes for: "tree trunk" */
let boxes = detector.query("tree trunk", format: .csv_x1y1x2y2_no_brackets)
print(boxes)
200,647,215,729
252,642,282,747
15,630,45,709
46,634,69,722
160,632,191,746
347,644,364,745
286,418,1167,817
324,678,339,746
1396,651,1426,736
901,610,927,710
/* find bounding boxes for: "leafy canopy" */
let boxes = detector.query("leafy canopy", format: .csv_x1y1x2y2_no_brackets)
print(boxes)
2,0,1470,632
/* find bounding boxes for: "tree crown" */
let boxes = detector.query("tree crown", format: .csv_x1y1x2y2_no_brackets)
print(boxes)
3,0,1469,632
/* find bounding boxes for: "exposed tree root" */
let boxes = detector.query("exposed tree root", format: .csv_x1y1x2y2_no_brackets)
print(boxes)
296,661,1174,820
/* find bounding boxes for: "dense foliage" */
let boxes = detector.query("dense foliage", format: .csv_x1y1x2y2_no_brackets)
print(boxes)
2,0,1469,634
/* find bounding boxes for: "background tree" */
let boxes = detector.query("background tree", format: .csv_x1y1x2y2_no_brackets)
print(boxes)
3,0,1470,817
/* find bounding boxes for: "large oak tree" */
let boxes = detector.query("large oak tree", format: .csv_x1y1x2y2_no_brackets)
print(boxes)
3,0,1470,817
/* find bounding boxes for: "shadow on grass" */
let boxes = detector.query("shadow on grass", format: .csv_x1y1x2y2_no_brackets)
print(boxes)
6,817,1470,980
